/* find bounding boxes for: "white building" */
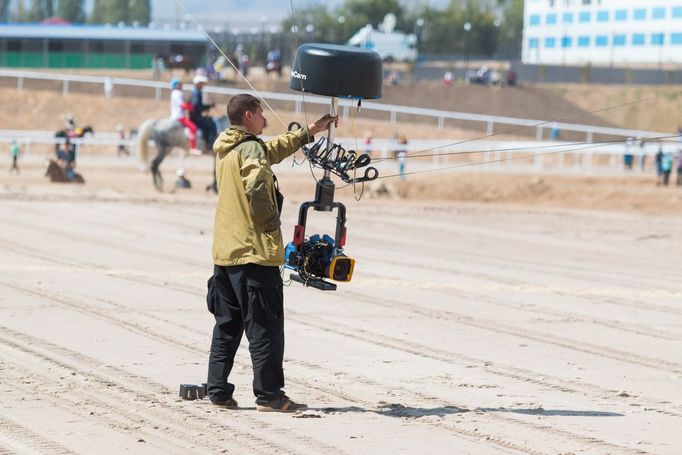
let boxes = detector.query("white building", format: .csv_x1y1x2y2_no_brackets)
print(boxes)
522,0,682,66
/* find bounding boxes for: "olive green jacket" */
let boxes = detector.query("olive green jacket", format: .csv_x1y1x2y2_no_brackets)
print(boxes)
212,125,313,266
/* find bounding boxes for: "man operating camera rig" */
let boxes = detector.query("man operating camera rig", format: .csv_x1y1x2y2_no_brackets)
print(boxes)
206,93,337,412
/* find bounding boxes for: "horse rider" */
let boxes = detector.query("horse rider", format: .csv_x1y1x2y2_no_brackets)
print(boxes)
169,78,201,155
190,74,217,150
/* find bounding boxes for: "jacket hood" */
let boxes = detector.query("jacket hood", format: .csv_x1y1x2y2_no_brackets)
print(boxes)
213,126,259,155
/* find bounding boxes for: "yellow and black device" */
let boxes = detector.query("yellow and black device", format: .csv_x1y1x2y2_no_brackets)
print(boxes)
328,255,355,282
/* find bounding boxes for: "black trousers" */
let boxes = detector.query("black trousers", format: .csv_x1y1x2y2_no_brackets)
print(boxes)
192,115,217,148
206,263,285,404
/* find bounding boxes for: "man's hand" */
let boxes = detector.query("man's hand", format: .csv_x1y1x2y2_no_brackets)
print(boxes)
308,114,339,136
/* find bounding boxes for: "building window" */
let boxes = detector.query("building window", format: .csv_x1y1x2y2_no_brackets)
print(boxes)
615,9,627,21
613,34,626,46
546,13,557,24
578,36,590,47
652,7,666,19
596,11,609,22
579,12,591,22
582,0,591,4
529,38,539,49
651,33,664,45
671,33,682,44
633,9,647,20
632,34,645,45
530,14,541,26
561,36,572,47
545,37,556,48
563,12,574,23
672,7,682,18
595,35,608,46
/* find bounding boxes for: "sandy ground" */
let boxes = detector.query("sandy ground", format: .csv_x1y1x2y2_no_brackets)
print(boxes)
1,154,682,454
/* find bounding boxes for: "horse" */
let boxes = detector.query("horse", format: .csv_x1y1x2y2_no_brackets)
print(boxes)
137,116,229,193
45,159,85,184
54,126,94,153
136,118,208,192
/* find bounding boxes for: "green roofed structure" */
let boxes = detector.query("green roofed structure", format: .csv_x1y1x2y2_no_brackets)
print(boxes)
0,24,209,69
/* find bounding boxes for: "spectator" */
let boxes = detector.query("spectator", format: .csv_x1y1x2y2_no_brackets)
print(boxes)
637,138,646,171
623,137,634,170
363,130,373,155
506,69,517,86
661,151,673,186
152,56,162,80
239,53,250,77
397,134,408,180
677,149,682,186
9,139,20,174
443,71,454,87
116,124,129,157
655,146,664,185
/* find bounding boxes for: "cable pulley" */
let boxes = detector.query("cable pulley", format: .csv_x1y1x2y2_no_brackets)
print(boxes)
288,122,379,184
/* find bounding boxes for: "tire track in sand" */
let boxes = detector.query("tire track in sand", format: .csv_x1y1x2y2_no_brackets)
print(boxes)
0,328,336,455
2,240,680,420
1,282,648,455
0,283,543,455
0,416,75,455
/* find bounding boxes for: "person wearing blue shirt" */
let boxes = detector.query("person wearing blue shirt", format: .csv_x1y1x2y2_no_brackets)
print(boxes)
190,75,217,150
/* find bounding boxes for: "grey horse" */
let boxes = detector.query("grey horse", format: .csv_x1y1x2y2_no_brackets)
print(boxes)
137,115,230,193
136,118,207,192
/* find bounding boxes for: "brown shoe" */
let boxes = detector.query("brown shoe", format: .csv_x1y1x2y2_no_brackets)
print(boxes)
210,397,238,409
256,395,308,413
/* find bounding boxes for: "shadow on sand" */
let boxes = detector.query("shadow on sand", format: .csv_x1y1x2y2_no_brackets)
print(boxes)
314,404,623,418
316,403,468,418
476,407,624,417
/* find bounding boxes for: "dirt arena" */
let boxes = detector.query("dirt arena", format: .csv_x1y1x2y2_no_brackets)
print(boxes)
0,153,681,454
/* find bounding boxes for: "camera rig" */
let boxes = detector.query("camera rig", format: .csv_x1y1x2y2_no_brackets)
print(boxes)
284,43,382,291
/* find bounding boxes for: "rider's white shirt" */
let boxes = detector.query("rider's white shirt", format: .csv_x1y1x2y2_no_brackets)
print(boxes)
170,89,185,120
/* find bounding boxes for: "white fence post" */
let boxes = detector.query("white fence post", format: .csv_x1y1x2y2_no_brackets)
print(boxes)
390,111,396,126
155,86,161,101
486,120,493,135
63,80,69,95
437,116,444,130
17,76,23,92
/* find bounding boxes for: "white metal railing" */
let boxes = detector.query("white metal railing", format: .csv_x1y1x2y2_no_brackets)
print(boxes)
0,69,670,142
3,128,679,177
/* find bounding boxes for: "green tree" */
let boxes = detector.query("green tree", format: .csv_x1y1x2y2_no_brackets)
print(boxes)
88,0,105,23
89,0,128,24
27,0,54,21
0,0,10,22
339,0,406,30
496,0,523,58
103,0,128,23
16,0,29,21
129,0,151,25
57,0,85,23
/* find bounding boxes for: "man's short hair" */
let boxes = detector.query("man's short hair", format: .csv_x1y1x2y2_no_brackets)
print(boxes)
227,94,261,125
